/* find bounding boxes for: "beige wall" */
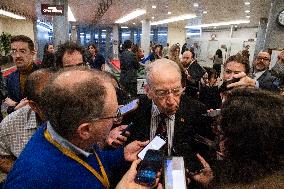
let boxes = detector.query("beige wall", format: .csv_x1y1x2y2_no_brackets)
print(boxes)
0,17,34,41
167,23,186,47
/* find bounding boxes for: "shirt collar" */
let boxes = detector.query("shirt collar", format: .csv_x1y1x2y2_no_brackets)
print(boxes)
23,106,38,130
46,122,91,157
253,70,266,80
151,101,175,120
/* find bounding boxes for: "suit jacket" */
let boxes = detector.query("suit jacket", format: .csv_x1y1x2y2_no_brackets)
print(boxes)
257,70,280,91
119,50,139,84
91,53,105,70
123,95,214,159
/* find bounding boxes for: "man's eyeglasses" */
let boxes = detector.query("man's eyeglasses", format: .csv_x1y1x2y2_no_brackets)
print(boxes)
11,49,30,56
92,109,122,122
152,86,185,98
257,57,270,61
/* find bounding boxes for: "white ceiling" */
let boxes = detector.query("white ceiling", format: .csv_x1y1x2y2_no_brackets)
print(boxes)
0,0,272,28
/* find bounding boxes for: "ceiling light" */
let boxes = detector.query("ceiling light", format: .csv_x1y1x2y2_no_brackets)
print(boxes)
0,9,26,19
245,10,250,13
151,14,196,25
121,26,128,28
133,22,136,25
203,11,208,14
68,6,76,22
152,16,155,19
185,20,250,28
152,5,156,9
168,12,172,15
246,15,250,18
214,26,217,29
234,25,238,27
102,29,106,31
244,2,250,5
193,3,199,7
115,9,146,24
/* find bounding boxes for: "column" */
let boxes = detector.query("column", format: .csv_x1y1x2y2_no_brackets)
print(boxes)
112,25,119,60
105,28,111,61
167,23,186,47
141,19,151,55
130,28,135,43
263,0,284,50
153,28,159,44
53,0,69,47
254,18,268,60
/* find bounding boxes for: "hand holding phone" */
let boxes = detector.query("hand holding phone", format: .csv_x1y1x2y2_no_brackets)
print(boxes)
118,99,139,116
219,77,240,92
135,150,163,187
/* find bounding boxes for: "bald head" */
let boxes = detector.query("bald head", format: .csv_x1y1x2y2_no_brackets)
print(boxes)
146,58,181,85
254,51,271,72
182,51,193,67
41,67,116,139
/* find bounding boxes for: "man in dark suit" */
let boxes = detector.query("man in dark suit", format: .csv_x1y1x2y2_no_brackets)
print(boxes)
120,59,214,188
119,40,140,96
181,50,206,98
4,35,40,114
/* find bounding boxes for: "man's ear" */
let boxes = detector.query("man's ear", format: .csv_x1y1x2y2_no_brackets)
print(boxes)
28,100,39,112
144,84,153,99
77,123,93,140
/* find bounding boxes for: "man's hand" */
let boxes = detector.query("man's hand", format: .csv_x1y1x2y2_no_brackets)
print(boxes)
190,154,213,188
227,72,256,89
3,97,17,107
15,98,29,110
106,125,130,148
115,159,163,189
124,140,149,161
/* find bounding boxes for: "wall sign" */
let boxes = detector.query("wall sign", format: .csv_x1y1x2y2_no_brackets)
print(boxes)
41,4,64,16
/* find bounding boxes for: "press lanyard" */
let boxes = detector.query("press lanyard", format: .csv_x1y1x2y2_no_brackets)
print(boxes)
44,129,110,188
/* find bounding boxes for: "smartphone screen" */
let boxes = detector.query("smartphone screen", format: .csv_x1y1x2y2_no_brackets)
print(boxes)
118,99,139,115
138,135,166,160
135,150,163,187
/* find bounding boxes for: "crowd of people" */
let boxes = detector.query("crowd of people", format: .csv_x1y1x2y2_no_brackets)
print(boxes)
0,35,283,189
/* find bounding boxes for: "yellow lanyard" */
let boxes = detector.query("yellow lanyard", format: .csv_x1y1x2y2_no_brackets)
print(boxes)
44,129,110,188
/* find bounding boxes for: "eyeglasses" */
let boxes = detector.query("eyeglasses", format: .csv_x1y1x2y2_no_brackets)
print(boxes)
64,62,86,68
11,49,30,56
152,86,185,98
92,109,122,122
257,57,270,61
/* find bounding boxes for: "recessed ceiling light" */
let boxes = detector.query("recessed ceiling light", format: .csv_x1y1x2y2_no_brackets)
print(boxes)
152,16,155,19
0,9,26,19
115,9,146,23
151,14,196,25
245,10,250,13
133,22,136,25
102,29,106,32
214,26,217,29
121,26,128,28
185,19,250,28
246,15,250,18
168,12,172,15
244,2,250,5
152,5,156,9
234,25,238,27
193,3,199,7
203,11,208,14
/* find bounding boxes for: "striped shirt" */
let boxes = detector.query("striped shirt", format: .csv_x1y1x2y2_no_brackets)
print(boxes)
150,102,175,156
